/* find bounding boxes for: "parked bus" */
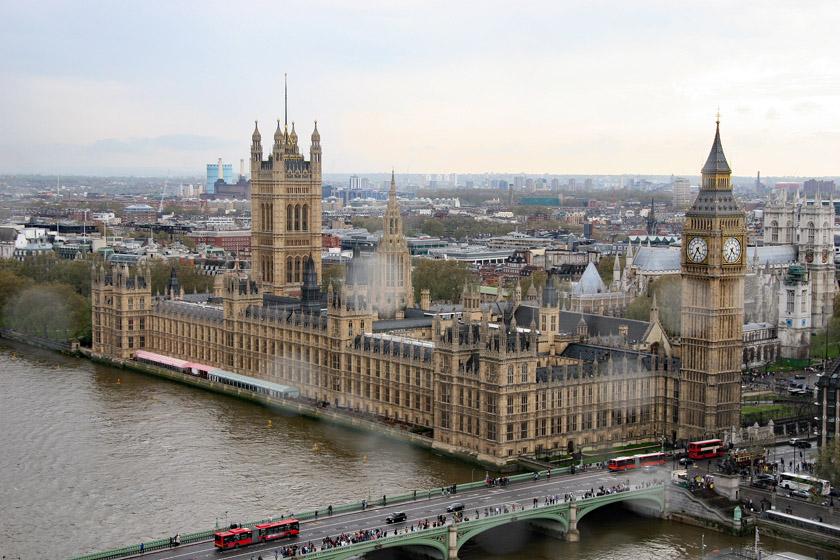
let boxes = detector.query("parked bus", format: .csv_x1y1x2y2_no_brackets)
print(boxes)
214,519,300,550
777,472,830,496
688,439,724,459
608,452,666,471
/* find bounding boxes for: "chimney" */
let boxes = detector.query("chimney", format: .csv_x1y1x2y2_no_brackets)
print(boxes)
218,158,223,180
240,158,245,179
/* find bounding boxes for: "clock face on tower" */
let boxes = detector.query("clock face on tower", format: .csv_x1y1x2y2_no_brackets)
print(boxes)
723,237,742,263
687,237,708,263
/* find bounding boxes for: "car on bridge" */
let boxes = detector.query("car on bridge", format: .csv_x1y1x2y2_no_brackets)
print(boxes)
679,457,695,466
752,478,775,490
788,489,811,500
446,502,465,512
385,512,407,524
789,438,812,448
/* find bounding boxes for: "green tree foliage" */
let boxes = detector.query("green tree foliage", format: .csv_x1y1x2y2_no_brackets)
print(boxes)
420,219,445,238
649,274,681,335
147,260,214,296
811,315,840,360
626,296,651,322
175,234,197,251
519,270,547,297
0,269,34,318
596,255,624,286
321,263,345,291
413,259,475,302
814,436,840,487
3,283,91,340
0,253,92,297
350,218,383,234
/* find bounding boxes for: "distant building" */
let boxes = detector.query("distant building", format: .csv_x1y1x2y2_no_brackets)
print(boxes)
123,204,156,225
673,177,691,206
187,230,251,256
206,159,234,195
803,178,835,195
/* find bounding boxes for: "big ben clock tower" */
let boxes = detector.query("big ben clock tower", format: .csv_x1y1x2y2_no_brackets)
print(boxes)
679,119,746,441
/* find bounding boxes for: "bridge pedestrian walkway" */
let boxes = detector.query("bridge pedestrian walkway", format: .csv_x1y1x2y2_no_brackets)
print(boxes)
70,471,665,560
299,483,666,560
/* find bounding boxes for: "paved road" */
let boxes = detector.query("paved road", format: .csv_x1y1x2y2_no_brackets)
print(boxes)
133,467,660,560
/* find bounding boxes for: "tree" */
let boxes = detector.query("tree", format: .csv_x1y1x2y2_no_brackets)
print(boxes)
3,283,90,340
626,296,651,322
322,263,345,291
412,259,475,302
814,436,840,488
596,255,624,286
649,274,681,335
147,260,214,295
420,219,445,238
520,270,547,296
0,269,34,320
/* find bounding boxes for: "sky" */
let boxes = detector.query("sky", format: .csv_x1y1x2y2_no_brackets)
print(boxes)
1,1,839,178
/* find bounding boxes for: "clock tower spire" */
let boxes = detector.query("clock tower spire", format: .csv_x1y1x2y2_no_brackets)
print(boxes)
679,118,746,440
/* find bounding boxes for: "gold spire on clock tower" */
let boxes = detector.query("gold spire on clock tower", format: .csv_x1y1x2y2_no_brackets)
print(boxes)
679,118,745,440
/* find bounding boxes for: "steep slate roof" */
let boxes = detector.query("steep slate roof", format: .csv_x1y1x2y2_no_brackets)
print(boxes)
572,262,607,295
702,122,731,173
373,317,434,332
633,246,681,272
557,310,651,343
0,227,19,242
560,342,680,372
746,245,796,266
512,304,653,344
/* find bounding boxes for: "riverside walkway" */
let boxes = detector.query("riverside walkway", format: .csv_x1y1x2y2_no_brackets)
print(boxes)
72,468,667,560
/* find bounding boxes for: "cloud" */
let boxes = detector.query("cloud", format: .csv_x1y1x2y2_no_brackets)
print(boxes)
88,135,236,155
766,108,780,120
792,101,820,115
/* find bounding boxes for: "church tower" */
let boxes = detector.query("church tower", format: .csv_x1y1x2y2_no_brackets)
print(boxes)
679,119,746,440
250,116,322,297
371,170,414,319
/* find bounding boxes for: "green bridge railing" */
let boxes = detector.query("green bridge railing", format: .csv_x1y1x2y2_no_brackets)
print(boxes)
67,467,577,560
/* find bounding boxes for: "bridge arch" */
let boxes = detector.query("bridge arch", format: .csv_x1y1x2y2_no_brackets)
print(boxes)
301,530,449,560
456,510,569,552
576,492,665,524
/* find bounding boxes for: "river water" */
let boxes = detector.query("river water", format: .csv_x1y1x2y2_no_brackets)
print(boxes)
0,340,834,560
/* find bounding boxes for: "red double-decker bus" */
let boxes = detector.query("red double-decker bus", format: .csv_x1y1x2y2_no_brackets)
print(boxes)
214,519,300,550
688,439,723,460
637,452,666,466
608,452,666,471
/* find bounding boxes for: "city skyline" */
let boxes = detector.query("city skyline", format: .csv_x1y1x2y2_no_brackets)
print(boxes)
2,1,839,176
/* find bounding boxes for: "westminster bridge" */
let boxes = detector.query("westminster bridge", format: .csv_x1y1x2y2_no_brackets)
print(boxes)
71,469,667,560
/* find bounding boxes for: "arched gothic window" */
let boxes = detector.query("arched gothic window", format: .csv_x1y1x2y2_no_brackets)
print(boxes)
287,205,293,231
302,205,308,231
294,205,300,231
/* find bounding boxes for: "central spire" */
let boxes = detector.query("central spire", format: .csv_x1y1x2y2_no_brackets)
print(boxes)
702,118,731,174
390,168,396,201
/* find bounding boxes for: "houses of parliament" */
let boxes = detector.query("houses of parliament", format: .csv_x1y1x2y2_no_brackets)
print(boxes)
91,117,746,468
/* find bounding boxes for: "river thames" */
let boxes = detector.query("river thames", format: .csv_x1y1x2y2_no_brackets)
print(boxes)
0,340,834,560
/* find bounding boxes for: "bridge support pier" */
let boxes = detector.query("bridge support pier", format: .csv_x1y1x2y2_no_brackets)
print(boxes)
566,500,580,542
447,523,459,559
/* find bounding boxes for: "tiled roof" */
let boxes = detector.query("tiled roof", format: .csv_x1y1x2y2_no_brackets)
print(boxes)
572,262,607,295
